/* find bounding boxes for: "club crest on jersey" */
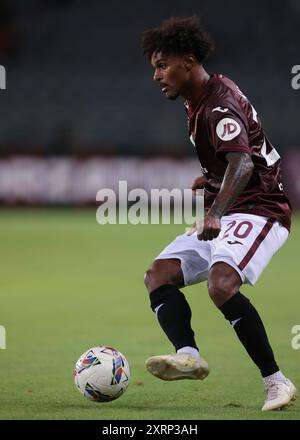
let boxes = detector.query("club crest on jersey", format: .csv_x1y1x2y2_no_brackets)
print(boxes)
216,117,241,141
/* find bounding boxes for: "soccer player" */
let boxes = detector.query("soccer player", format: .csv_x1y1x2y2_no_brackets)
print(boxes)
142,16,297,411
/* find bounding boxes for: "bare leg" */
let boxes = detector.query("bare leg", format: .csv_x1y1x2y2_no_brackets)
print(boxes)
144,259,184,293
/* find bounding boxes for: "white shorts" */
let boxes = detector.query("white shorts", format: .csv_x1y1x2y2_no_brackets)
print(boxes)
155,213,289,286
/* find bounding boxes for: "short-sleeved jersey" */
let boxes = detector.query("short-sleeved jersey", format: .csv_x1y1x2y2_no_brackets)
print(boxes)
185,74,292,231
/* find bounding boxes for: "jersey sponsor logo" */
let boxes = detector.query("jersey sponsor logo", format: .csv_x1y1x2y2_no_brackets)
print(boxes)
212,106,229,113
216,117,241,141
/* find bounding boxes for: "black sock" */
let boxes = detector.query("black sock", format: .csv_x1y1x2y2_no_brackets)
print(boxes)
219,292,279,377
149,284,198,351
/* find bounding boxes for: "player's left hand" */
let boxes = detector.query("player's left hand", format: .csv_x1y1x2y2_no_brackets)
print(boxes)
197,214,221,241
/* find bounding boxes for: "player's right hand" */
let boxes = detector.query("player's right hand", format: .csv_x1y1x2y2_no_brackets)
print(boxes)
191,176,207,193
197,214,221,241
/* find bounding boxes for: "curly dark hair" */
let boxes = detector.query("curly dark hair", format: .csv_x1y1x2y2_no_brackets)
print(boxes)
142,15,214,63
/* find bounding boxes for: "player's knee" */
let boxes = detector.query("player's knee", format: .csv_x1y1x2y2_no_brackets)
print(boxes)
144,267,154,291
207,276,238,306
144,264,164,293
144,260,183,293
208,263,241,306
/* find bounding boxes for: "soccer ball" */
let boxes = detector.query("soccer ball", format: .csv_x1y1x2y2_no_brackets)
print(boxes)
74,346,130,402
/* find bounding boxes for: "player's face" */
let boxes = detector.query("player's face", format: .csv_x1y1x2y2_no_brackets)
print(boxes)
151,52,189,100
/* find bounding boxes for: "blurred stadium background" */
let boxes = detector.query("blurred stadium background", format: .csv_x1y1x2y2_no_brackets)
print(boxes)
0,0,299,420
0,0,300,205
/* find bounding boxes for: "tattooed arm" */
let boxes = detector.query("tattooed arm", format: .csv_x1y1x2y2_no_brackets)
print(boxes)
198,152,254,241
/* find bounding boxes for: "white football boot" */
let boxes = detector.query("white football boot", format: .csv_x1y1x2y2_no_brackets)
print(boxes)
145,353,209,381
262,378,297,411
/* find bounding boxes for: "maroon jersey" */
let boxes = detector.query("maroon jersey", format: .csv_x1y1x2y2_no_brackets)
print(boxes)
185,74,292,230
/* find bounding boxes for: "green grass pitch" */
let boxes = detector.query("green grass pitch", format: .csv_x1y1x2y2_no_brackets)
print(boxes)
0,208,299,420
